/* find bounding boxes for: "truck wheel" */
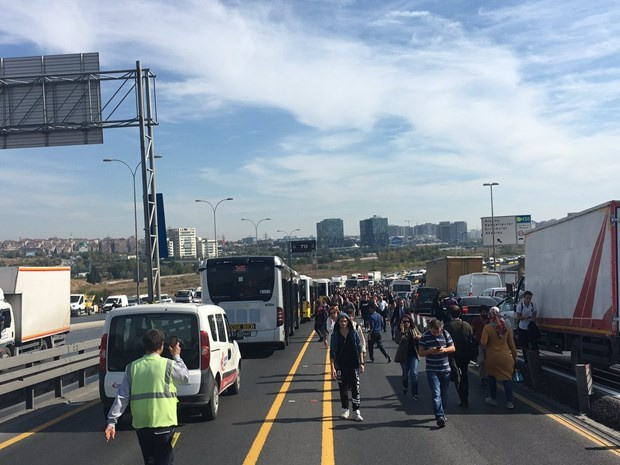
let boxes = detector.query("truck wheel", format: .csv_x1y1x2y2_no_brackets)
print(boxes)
39,339,49,351
0,347,11,359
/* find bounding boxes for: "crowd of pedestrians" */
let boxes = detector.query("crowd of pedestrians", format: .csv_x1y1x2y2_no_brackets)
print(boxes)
316,284,536,428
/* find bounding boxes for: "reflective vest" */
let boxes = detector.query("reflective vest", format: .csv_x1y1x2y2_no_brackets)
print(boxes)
129,354,178,429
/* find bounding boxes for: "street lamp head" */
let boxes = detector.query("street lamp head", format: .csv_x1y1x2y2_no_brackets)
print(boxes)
483,182,499,187
225,197,233,201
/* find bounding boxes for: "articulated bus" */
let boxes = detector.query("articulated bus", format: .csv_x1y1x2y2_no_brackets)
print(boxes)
199,256,299,349
298,275,314,322
314,279,332,301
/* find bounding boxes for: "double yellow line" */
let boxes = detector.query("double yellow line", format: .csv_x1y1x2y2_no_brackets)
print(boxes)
242,332,336,465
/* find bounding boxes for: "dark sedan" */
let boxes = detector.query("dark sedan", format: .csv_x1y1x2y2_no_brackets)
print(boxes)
457,296,498,323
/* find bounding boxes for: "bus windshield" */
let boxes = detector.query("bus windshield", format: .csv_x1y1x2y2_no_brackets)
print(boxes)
206,260,275,304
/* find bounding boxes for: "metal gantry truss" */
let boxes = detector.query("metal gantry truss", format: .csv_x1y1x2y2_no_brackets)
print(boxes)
0,59,162,301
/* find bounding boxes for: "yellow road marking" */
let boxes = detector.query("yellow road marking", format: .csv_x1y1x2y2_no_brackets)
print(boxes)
322,348,335,465
0,399,99,450
470,366,620,458
171,431,180,448
513,392,620,457
242,332,315,465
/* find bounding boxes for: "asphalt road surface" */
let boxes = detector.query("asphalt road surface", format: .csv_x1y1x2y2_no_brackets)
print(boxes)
1,319,618,464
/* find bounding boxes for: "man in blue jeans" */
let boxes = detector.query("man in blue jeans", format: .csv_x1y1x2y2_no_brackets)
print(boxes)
367,304,391,363
419,319,455,428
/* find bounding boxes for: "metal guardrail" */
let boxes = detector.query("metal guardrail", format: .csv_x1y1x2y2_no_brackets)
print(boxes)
0,339,100,409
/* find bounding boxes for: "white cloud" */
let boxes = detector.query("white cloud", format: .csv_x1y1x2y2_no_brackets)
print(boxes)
1,1,620,239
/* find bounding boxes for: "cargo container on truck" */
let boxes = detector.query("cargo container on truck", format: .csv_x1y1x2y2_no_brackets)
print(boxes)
521,201,620,365
0,266,70,358
425,256,483,296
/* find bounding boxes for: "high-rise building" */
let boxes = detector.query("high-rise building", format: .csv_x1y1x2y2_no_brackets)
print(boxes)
359,215,389,249
167,227,197,259
316,218,344,249
414,223,438,237
452,221,468,243
437,221,452,242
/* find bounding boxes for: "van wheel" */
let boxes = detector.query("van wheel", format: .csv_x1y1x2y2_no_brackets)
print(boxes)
202,383,219,421
227,365,241,395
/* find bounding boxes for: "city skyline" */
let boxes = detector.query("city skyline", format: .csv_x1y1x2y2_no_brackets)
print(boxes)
1,2,619,241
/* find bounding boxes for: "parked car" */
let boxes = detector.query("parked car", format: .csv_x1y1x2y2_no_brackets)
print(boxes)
497,297,517,330
102,295,129,312
175,289,194,303
413,287,440,315
192,290,202,303
160,293,173,303
457,296,499,323
98,303,243,421
481,287,510,299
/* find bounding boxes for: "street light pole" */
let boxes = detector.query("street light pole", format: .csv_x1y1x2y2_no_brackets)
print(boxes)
483,182,499,270
241,218,271,254
277,228,300,267
104,156,161,298
195,198,233,258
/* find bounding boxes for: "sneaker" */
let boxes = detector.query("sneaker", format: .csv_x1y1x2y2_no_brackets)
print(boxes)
436,417,446,428
387,356,392,363
366,359,374,363
340,408,350,419
353,410,363,422
412,395,419,401
485,397,498,406
507,401,515,409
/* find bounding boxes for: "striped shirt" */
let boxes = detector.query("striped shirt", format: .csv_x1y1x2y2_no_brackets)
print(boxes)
420,330,454,373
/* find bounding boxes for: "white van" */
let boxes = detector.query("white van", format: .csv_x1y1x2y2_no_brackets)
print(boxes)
98,303,242,421
102,295,129,312
389,279,413,294
456,272,502,298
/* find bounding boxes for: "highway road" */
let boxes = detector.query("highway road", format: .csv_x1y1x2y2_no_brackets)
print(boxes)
1,319,619,464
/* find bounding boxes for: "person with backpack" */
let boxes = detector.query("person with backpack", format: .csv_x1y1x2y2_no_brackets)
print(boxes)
445,304,476,407
516,290,538,361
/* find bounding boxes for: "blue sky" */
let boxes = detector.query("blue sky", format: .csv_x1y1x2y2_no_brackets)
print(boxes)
1,0,620,242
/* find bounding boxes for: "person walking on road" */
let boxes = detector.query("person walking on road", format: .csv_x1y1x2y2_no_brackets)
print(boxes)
367,304,391,363
314,298,327,342
324,304,339,348
419,319,455,428
481,307,518,409
472,305,490,383
330,312,365,421
445,304,475,407
104,328,189,465
394,314,421,400
346,306,366,360
390,297,410,341
516,290,538,361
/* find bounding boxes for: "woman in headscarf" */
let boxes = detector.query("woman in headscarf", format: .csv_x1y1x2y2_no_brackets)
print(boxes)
481,306,517,409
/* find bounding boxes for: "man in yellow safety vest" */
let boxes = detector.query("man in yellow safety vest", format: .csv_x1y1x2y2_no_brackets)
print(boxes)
104,329,189,465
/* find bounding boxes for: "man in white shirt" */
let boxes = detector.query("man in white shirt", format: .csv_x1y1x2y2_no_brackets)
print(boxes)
516,290,538,360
